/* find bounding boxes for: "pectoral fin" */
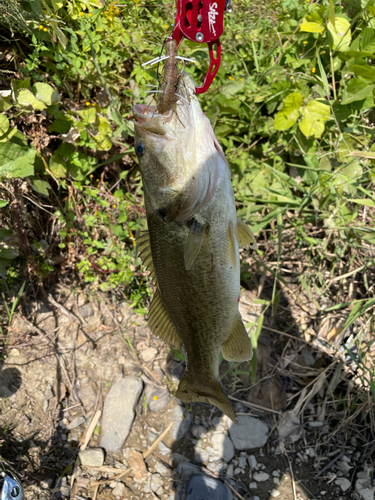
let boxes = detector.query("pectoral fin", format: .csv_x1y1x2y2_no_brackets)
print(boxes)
222,315,253,362
184,219,206,271
148,289,181,349
137,231,156,282
236,218,257,250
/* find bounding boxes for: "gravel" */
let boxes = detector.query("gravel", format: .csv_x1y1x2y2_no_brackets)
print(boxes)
144,384,170,412
140,347,158,363
101,376,143,452
253,471,270,482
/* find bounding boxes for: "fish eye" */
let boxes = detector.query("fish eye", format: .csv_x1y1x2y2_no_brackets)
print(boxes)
136,142,145,157
11,486,20,498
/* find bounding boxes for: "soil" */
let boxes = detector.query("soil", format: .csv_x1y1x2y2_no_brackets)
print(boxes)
0,283,373,500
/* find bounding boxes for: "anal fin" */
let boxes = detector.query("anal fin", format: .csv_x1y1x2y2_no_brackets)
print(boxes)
148,289,181,349
222,315,253,362
184,219,206,271
137,231,157,281
236,218,257,250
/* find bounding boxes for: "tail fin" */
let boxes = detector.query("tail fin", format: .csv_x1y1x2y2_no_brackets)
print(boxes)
176,373,237,424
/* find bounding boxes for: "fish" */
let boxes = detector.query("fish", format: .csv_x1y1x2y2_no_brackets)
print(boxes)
133,72,256,423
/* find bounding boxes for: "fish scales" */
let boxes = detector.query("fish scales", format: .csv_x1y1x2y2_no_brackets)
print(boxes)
134,72,256,423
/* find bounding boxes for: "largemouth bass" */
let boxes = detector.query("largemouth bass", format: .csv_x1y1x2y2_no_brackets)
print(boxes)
133,72,256,423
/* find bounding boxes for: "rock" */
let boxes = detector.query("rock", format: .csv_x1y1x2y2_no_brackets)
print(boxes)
101,376,143,452
234,467,244,475
249,482,258,489
192,425,207,438
158,442,171,455
207,460,228,474
155,462,171,476
253,471,270,482
226,464,234,477
78,448,104,467
238,456,247,469
170,404,192,441
144,385,170,412
140,347,158,363
150,474,163,492
194,447,210,464
211,433,234,462
229,416,268,450
79,304,94,318
356,471,375,500
335,478,351,492
128,449,147,482
112,483,126,497
248,455,257,468
67,416,86,430
271,490,281,498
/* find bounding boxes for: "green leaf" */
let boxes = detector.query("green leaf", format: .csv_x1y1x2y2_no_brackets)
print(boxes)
349,62,375,82
299,100,331,138
0,200,9,208
274,92,303,131
32,83,60,105
15,89,46,110
360,28,375,53
77,107,97,124
327,0,336,27
341,79,374,104
0,142,36,178
48,118,72,133
349,198,375,207
0,114,10,136
327,17,351,51
29,176,51,196
49,153,67,178
95,116,112,151
300,12,325,33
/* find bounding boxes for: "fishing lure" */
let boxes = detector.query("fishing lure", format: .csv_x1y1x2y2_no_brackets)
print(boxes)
157,39,180,115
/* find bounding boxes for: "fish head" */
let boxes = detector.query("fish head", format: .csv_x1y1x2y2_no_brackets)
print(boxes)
133,72,229,221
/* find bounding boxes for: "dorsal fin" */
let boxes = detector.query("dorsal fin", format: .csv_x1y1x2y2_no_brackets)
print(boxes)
137,231,156,281
235,218,257,250
148,289,181,349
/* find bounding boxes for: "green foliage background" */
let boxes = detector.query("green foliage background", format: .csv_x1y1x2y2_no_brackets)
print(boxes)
0,0,374,310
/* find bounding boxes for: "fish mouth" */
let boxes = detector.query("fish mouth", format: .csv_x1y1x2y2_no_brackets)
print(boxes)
133,103,175,137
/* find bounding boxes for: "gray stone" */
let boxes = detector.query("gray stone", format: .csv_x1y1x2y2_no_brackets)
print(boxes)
150,474,163,492
249,482,258,489
67,416,86,430
171,405,192,440
158,442,171,455
192,425,207,438
356,471,375,500
101,376,143,452
271,490,281,498
211,433,234,462
194,446,210,464
112,483,126,497
207,459,228,474
238,456,247,469
229,416,268,450
144,385,170,412
155,462,170,476
226,464,234,477
234,467,244,475
253,471,270,482
78,448,105,467
248,455,257,469
140,347,158,363
79,304,94,318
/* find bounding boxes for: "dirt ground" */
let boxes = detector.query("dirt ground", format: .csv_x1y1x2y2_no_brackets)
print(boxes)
0,282,374,500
